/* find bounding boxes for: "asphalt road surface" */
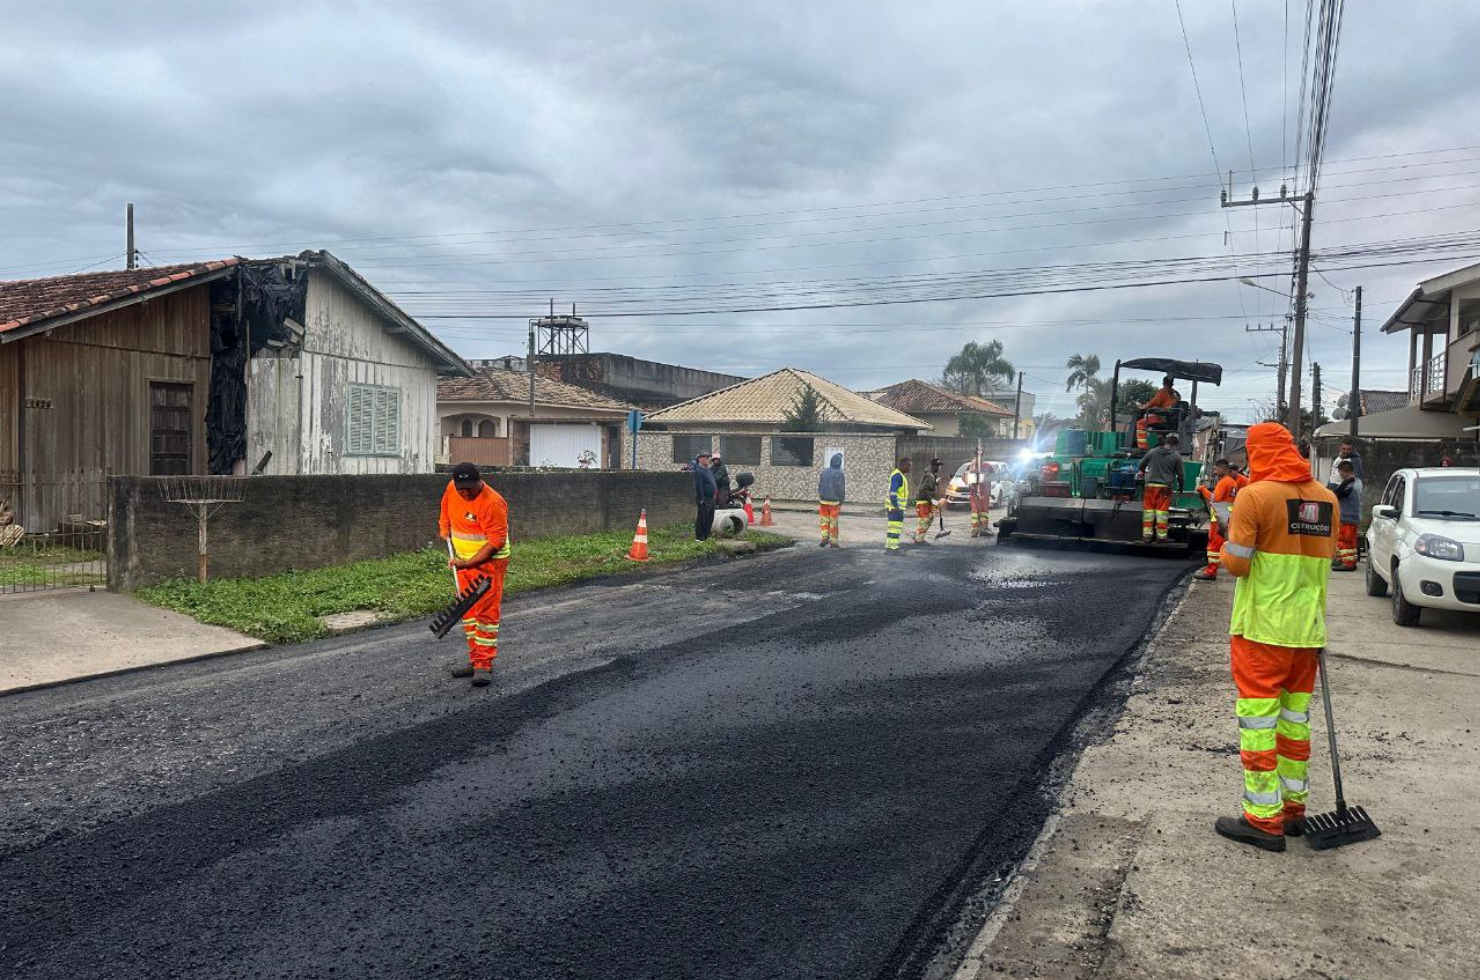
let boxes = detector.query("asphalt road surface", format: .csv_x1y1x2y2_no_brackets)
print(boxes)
1,541,1187,980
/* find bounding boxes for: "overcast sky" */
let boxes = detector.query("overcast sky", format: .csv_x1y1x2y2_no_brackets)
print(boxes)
4,1,1479,423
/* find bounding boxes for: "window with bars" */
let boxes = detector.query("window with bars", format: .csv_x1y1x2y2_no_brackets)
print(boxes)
346,385,402,456
671,434,714,464
719,435,762,465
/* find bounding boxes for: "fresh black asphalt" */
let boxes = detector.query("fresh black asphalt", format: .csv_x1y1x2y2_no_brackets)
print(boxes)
0,543,1187,980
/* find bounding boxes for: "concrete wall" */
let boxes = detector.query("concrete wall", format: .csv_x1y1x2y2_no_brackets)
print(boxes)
1314,435,1480,525
246,272,441,476
107,470,691,590
622,428,899,505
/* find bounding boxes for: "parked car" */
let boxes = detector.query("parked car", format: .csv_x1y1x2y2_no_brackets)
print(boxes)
1364,467,1480,626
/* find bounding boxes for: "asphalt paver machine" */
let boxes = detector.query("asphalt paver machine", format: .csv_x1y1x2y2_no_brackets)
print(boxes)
997,358,1224,555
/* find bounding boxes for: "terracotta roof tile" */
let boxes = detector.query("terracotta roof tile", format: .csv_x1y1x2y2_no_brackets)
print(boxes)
870,379,1013,416
646,367,930,430
0,259,239,335
439,367,633,413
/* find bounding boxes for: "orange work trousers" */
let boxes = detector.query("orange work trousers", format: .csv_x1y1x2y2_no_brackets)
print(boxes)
456,558,508,670
1141,484,1172,541
1337,522,1358,569
1231,635,1319,835
1203,519,1225,577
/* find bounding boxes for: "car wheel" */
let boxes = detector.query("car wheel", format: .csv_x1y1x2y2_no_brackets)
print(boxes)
1391,563,1421,626
1364,559,1388,597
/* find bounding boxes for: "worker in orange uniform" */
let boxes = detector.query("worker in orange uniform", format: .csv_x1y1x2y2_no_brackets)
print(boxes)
1135,376,1178,449
439,461,511,687
1216,422,1339,851
1194,458,1240,581
968,459,993,537
1136,433,1183,542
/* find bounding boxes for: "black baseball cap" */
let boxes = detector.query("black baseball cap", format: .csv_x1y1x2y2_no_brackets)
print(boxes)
451,462,481,487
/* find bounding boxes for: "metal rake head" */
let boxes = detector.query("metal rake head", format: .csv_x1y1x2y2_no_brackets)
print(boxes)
1304,804,1381,850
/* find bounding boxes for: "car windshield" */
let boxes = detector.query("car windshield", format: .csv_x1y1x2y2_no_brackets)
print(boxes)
1413,475,1480,519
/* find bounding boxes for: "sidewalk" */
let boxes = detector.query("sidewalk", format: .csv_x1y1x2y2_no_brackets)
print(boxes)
0,589,264,695
959,565,1480,979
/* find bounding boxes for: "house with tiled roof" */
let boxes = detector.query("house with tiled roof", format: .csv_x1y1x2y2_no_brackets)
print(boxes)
865,378,1019,438
633,367,930,503
1,252,470,532
438,362,634,468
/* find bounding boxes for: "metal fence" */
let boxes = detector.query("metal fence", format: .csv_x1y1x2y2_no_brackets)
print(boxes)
0,469,109,594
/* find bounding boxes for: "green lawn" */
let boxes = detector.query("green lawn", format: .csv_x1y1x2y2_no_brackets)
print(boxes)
137,524,790,645
0,544,106,589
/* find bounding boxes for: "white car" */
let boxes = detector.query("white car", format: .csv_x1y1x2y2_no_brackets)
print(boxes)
945,460,1010,509
1364,467,1480,626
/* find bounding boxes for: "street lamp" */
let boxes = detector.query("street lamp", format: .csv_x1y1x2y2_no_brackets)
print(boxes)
1238,277,1312,300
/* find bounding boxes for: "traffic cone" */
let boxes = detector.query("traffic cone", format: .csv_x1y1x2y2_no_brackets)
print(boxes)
626,509,650,561
760,496,774,527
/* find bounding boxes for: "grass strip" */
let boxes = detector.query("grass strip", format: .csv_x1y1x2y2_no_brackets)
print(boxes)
137,524,790,645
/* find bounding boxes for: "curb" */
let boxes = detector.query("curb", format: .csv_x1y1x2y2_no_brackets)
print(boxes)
0,639,270,699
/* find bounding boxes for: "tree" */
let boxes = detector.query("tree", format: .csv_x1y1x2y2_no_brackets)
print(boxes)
957,412,998,438
1064,353,1101,394
943,340,1015,397
1116,379,1157,418
780,382,826,432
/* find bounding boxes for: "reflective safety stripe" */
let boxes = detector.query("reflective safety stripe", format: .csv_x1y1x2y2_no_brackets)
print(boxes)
1279,775,1309,793
1279,707,1309,724
819,499,840,506
451,531,487,542
1225,542,1256,558
1243,787,1284,807
1238,714,1278,729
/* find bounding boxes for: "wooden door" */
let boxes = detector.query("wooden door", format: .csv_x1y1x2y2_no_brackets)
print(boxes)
150,382,193,475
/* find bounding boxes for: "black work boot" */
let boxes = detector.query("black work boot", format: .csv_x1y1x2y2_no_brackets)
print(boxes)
1214,815,1286,852
1284,816,1306,837
450,662,475,679
471,668,492,687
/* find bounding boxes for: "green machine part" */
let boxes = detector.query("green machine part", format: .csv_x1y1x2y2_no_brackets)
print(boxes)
1172,459,1207,511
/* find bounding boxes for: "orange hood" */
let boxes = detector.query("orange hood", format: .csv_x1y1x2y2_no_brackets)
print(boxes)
1246,421,1313,483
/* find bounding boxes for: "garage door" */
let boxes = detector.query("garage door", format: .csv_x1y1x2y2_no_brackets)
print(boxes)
530,424,603,468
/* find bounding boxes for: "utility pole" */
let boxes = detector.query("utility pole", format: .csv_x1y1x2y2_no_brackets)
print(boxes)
1350,285,1362,440
1311,362,1322,430
126,203,137,269
1245,322,1288,413
1012,372,1023,440
1222,182,1316,439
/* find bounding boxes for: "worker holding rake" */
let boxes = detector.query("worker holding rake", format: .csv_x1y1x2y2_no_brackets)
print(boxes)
1216,423,1339,851
914,457,943,543
439,462,511,687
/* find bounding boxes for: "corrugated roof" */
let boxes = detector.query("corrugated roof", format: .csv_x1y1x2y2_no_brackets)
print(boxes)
645,367,930,430
870,378,1013,417
0,259,239,336
1361,389,1410,416
439,367,633,413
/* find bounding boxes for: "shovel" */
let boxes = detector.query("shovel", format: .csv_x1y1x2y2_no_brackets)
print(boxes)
1304,649,1381,850
934,504,952,540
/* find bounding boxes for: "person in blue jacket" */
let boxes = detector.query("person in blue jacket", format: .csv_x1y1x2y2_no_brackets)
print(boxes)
817,453,846,547
693,451,718,541
885,457,911,553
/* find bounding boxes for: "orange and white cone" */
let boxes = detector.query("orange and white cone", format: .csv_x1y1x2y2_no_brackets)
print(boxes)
760,496,774,527
626,509,650,561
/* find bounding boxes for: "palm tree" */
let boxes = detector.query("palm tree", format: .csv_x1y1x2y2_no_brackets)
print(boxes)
943,340,1015,397
1064,353,1101,393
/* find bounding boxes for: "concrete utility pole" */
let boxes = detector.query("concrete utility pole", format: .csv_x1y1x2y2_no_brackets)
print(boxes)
1012,372,1023,440
126,203,137,269
1245,322,1288,412
1222,184,1316,439
1311,362,1322,430
1350,285,1362,439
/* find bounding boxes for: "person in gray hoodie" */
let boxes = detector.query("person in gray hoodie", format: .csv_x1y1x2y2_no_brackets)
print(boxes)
1137,433,1184,542
817,453,846,547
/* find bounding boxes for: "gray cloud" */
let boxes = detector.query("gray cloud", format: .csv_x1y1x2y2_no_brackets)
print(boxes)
3,1,1478,421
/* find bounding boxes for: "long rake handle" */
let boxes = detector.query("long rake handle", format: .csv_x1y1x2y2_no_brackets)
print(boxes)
1316,648,1348,815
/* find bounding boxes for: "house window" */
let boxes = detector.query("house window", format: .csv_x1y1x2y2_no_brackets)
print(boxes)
770,436,814,467
672,434,714,464
347,385,401,456
719,435,762,465
460,419,474,437
149,382,193,475
478,419,496,438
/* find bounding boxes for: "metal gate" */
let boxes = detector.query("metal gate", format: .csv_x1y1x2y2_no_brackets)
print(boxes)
0,470,109,594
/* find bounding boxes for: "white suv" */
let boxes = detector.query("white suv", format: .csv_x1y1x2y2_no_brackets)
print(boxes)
1364,467,1480,626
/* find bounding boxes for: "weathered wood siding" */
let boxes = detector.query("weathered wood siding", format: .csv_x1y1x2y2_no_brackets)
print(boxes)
0,287,211,477
246,272,440,475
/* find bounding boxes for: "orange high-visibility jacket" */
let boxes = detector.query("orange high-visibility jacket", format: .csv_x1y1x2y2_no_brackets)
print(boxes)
1220,423,1338,647
1199,474,1240,525
1145,388,1176,410
439,482,510,562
